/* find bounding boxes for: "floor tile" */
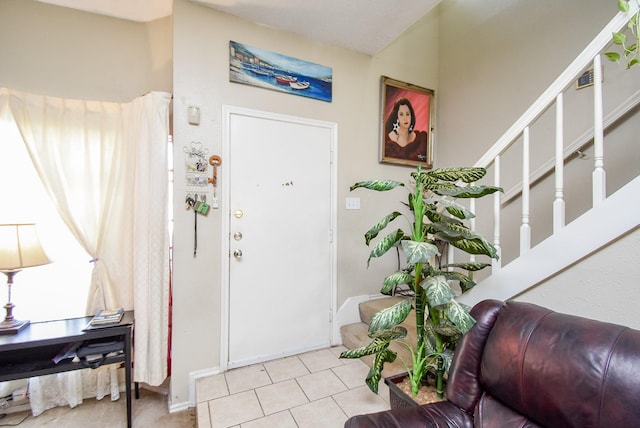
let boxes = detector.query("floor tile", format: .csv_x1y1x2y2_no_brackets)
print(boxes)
197,402,212,427
290,397,349,428
331,360,370,389
224,364,272,394
332,385,389,417
240,410,297,428
254,379,308,415
296,369,348,401
263,355,310,383
328,345,348,359
298,348,344,372
196,374,229,402
207,390,263,427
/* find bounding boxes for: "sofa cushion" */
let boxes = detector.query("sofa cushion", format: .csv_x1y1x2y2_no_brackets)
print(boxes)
474,393,542,427
479,301,640,427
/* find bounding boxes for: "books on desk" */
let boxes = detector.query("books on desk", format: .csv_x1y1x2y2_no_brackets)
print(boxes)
84,308,124,330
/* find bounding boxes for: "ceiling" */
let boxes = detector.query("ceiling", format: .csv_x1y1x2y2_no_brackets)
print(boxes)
36,0,441,55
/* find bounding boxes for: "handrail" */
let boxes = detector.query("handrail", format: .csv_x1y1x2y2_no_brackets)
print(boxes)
474,4,638,170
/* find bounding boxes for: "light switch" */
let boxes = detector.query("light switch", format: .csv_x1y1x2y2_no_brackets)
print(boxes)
188,106,200,125
346,197,360,210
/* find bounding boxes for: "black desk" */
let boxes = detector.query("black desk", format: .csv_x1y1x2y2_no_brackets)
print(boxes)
0,311,134,427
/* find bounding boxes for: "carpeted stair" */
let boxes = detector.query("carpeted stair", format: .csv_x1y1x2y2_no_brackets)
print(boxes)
340,296,417,377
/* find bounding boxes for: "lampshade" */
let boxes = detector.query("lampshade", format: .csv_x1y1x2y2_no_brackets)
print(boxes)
0,224,51,272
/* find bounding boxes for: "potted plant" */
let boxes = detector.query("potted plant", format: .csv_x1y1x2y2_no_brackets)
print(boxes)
340,166,502,401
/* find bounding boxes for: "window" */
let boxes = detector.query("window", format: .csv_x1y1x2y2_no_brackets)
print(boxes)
0,117,92,322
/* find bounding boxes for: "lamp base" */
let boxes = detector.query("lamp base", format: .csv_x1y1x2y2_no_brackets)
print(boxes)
0,318,29,335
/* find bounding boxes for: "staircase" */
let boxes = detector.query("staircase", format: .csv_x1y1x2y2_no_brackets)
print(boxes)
340,296,415,377
340,4,640,363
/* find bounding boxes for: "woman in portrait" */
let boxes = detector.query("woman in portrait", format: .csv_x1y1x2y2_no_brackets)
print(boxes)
384,98,429,163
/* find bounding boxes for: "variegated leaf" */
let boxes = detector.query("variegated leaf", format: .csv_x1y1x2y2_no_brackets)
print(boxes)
381,271,414,294
434,321,461,337
368,229,405,266
422,275,455,307
364,211,402,246
438,199,476,220
433,185,503,199
444,262,492,271
426,167,487,183
401,240,439,265
444,301,476,334
441,349,454,373
368,299,412,333
366,349,397,394
339,337,389,359
440,270,476,293
351,179,404,192
370,326,407,341
451,236,499,259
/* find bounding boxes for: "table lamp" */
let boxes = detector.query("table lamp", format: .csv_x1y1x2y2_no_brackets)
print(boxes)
0,224,51,334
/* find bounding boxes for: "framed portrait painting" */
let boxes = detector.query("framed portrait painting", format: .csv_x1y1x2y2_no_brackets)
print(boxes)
380,76,434,168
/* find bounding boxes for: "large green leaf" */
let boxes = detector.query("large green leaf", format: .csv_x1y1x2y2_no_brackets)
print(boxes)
433,185,503,199
433,317,462,337
425,167,487,183
439,199,476,220
381,271,414,295
401,240,439,265
369,326,408,341
444,262,492,271
366,349,397,394
444,301,476,334
432,222,498,259
441,349,454,373
351,180,404,192
451,236,499,259
339,336,391,359
365,211,402,246
422,275,455,307
440,270,476,293
368,229,405,266
369,299,412,333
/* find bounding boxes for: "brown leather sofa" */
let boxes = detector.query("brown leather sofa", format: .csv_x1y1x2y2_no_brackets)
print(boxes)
345,299,640,427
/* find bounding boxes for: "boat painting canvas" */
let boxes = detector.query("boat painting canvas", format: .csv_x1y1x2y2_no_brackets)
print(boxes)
229,41,332,102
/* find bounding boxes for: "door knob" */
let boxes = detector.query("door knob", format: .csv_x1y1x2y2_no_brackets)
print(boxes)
233,249,243,259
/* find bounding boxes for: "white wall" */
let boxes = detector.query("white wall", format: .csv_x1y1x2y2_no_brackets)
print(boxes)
171,0,439,407
515,228,640,329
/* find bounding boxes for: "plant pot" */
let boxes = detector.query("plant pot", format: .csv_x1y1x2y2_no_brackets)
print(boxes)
384,373,420,409
384,372,446,410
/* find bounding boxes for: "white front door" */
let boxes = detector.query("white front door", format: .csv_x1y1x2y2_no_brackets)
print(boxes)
224,107,335,369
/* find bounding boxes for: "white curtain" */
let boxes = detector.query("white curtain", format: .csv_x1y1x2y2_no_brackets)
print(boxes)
0,88,171,412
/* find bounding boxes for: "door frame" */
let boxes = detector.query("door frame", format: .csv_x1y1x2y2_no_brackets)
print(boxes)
219,105,338,372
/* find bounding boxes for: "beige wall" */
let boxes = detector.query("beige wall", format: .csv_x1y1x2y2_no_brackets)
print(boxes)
0,0,177,400
0,0,171,101
171,0,439,406
436,0,640,330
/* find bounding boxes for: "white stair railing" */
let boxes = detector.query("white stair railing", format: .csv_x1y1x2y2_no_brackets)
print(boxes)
473,3,639,272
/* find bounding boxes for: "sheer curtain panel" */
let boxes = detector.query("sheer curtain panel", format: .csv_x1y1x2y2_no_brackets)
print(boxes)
0,88,171,412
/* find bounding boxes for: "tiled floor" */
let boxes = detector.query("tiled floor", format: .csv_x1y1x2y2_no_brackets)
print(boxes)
195,346,391,428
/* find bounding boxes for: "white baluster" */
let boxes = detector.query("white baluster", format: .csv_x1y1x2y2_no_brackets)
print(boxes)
493,155,502,270
520,127,531,255
592,54,606,205
554,93,565,233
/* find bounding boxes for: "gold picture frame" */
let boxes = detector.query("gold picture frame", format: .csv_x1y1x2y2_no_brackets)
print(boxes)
380,76,434,168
